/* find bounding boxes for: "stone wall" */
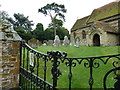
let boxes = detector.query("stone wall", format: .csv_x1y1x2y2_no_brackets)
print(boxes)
71,20,119,46
71,14,120,46
28,38,42,48
107,33,119,46
0,22,22,89
0,40,21,89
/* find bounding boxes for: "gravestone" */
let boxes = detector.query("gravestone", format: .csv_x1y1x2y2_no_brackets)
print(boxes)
43,40,48,45
53,35,61,47
42,43,47,46
28,38,41,48
47,40,54,46
63,36,69,46
74,38,79,48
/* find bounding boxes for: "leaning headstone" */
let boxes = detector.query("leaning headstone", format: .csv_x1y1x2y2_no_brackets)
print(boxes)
43,40,48,45
53,35,61,47
42,43,47,46
74,39,79,48
28,38,41,48
70,43,72,46
63,36,69,46
47,40,54,46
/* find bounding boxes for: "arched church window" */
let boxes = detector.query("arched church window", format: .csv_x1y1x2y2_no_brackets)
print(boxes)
73,32,76,39
82,31,86,39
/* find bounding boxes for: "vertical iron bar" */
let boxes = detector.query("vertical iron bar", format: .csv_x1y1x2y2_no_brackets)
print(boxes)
89,59,94,90
30,53,33,90
23,43,26,89
26,50,29,70
52,52,58,90
23,46,25,68
44,56,47,90
19,41,23,88
26,50,29,89
31,72,32,90
68,59,72,90
36,54,39,88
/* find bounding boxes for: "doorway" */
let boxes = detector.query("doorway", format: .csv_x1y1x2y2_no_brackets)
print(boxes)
93,34,100,46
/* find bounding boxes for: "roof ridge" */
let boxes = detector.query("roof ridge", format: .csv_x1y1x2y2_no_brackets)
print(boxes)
86,9,96,24
115,0,120,2
97,1,118,10
71,0,119,31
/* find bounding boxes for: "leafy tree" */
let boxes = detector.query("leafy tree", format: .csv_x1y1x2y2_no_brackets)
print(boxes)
44,27,69,40
35,23,44,31
38,2,67,36
15,27,33,41
0,11,9,22
44,28,54,40
32,23,45,42
48,18,63,28
7,13,34,32
7,13,34,41
57,27,69,40
47,18,70,40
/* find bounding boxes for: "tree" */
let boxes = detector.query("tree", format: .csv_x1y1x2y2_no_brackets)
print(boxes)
7,13,34,32
35,23,44,31
48,18,63,28
7,13,34,41
32,23,45,42
57,27,69,40
48,18,70,40
0,11,9,22
44,28,54,40
38,2,67,36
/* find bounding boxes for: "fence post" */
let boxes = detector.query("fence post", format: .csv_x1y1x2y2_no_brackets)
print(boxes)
52,51,58,89
47,51,63,90
0,23,22,89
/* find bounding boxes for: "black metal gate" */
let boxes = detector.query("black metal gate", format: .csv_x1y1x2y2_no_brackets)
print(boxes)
19,41,120,90
19,41,53,89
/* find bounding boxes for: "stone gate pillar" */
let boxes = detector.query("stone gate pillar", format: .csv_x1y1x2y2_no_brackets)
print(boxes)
0,25,22,89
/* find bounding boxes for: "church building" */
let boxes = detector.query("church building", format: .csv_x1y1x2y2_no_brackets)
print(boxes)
71,1,120,46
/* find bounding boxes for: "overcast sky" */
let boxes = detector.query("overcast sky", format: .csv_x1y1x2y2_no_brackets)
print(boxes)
0,0,116,31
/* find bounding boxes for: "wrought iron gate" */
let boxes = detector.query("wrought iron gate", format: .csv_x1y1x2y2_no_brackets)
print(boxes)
19,41,53,89
19,41,120,90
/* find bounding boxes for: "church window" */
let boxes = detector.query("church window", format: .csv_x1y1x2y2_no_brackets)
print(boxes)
82,31,86,39
73,32,76,39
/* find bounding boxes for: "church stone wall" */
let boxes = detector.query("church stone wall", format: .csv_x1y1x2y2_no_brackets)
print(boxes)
108,20,118,31
87,28,108,46
107,33,119,46
71,14,119,47
79,27,89,46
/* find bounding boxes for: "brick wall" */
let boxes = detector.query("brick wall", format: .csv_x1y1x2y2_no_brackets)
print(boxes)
0,27,22,89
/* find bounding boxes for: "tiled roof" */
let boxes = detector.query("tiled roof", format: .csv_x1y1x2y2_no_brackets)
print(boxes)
71,16,89,31
87,2,119,23
71,1,120,31
93,21,118,33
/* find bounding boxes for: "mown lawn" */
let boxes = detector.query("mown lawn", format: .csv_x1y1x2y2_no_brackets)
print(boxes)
34,46,120,88
35,45,119,57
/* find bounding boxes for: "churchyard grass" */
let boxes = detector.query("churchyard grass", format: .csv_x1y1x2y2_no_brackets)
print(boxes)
35,46,119,57
34,46,120,88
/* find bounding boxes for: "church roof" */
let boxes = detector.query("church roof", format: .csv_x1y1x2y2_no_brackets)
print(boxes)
71,16,89,31
87,1,119,23
93,21,118,33
71,1,120,31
